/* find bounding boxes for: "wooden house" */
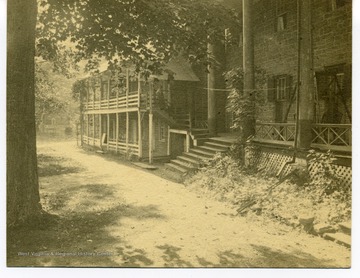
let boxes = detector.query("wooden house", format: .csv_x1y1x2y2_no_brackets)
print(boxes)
79,57,215,162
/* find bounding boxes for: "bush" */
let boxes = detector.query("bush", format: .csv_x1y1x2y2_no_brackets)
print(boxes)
185,150,351,226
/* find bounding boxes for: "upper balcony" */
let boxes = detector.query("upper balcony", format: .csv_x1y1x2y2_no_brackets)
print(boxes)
81,70,142,113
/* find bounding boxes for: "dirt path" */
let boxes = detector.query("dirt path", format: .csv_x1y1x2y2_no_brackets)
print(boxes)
8,140,351,267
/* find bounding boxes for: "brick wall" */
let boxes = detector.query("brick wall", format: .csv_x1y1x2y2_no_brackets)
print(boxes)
226,0,352,124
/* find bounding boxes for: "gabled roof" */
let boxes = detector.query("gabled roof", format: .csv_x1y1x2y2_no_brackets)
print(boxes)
153,56,200,82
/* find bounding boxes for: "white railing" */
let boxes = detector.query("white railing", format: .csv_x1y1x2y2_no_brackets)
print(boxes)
255,123,296,145
255,122,352,152
84,91,139,110
82,136,139,155
311,124,351,152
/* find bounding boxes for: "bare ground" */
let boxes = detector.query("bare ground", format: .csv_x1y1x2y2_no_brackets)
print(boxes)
7,140,351,267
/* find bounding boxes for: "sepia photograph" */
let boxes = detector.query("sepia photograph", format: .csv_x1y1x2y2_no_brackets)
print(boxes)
4,0,357,272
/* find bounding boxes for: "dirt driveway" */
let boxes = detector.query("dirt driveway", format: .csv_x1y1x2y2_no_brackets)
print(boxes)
8,140,351,267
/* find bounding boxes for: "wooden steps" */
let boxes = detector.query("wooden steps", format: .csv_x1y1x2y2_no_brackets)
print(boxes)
165,136,235,175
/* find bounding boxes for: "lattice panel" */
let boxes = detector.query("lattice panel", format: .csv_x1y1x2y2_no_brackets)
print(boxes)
246,148,352,190
246,148,292,177
308,162,352,190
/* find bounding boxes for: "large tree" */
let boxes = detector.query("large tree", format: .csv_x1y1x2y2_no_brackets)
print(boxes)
7,0,40,226
7,0,239,226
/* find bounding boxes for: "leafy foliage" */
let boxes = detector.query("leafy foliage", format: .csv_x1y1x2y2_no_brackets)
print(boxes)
224,67,267,139
71,79,87,101
186,150,351,226
37,0,240,74
35,63,67,126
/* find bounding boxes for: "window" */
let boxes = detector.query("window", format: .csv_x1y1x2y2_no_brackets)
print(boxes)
276,0,287,31
276,76,288,101
159,121,166,142
276,14,287,32
267,75,292,102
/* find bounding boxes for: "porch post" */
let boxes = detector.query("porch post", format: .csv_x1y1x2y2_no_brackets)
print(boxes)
126,111,129,152
207,43,217,135
92,114,95,146
107,114,110,151
137,74,142,158
138,110,142,158
149,81,154,164
167,126,171,156
242,0,256,141
115,113,119,153
87,114,89,145
297,0,315,149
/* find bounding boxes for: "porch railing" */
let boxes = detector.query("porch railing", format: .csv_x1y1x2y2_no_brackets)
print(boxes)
255,122,352,152
84,91,139,110
82,136,139,155
255,123,296,145
311,124,351,152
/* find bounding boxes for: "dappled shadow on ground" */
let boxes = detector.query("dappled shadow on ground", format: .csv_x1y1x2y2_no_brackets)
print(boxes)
38,154,83,177
41,183,116,211
195,244,336,268
7,202,163,267
157,244,193,267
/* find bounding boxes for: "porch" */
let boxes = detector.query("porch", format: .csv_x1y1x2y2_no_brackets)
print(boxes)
254,122,352,153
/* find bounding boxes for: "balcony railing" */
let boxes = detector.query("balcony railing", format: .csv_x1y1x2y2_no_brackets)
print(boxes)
255,122,352,152
84,91,139,110
255,123,296,145
311,124,351,152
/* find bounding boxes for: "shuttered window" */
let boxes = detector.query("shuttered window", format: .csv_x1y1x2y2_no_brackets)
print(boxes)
268,75,293,102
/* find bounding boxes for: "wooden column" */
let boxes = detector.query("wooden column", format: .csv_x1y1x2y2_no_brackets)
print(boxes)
207,43,216,135
87,114,89,145
186,133,190,153
138,111,142,158
167,127,171,156
107,74,110,109
138,73,141,107
137,74,142,158
242,0,256,141
92,114,95,146
126,112,129,152
149,82,154,164
99,113,102,143
297,0,315,149
107,114,110,151
126,69,129,108
115,113,119,153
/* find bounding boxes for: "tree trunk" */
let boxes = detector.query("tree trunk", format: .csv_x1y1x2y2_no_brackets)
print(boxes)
7,0,41,226
242,0,256,142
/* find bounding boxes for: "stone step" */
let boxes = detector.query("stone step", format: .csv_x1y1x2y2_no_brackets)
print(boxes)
200,145,228,153
177,156,201,167
189,148,214,158
323,232,351,248
165,162,188,174
208,137,235,147
338,222,351,235
170,159,196,170
182,152,210,162
204,141,231,151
